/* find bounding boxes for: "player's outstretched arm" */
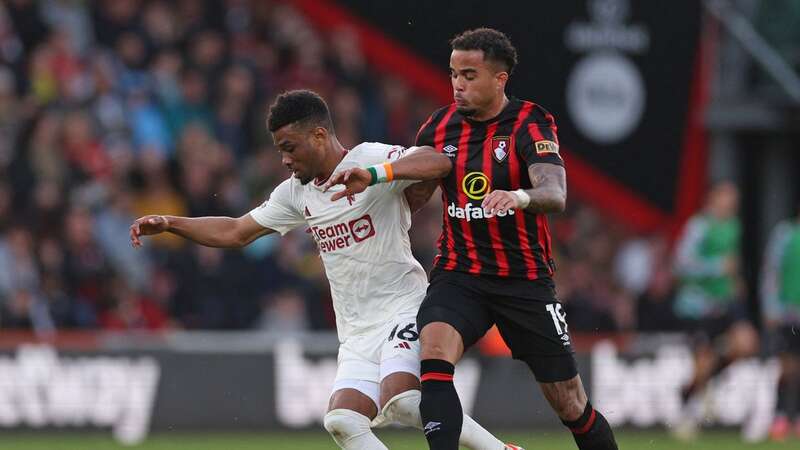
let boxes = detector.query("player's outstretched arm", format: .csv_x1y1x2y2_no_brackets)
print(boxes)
385,145,452,181
481,162,566,214
323,146,451,202
129,214,274,248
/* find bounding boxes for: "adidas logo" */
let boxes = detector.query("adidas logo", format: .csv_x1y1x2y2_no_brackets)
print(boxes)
423,421,441,435
393,341,411,350
443,145,457,157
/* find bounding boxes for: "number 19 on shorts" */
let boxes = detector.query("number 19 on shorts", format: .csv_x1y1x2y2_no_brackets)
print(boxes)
546,303,570,344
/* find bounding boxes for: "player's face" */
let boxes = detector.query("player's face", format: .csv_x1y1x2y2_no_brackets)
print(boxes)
450,49,507,117
272,123,327,185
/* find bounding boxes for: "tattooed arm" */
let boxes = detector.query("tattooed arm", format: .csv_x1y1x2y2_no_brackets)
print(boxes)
481,163,566,214
522,162,567,213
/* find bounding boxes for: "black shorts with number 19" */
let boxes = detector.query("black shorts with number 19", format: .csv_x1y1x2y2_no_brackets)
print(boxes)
417,268,578,383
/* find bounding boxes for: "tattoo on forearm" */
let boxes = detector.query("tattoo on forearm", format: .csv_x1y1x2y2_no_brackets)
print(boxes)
524,164,567,213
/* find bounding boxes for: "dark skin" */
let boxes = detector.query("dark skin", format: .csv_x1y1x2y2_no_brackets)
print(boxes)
322,146,451,206
397,48,582,421
130,120,451,421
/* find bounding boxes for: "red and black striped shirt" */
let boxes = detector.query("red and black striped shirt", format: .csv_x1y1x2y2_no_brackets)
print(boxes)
416,98,563,280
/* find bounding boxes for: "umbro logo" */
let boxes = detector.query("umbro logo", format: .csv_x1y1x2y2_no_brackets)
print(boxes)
393,341,411,350
423,421,442,435
443,145,457,157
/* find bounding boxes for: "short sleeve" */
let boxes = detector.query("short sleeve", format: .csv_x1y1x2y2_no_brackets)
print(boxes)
352,142,420,194
517,106,564,168
385,145,421,193
248,178,305,235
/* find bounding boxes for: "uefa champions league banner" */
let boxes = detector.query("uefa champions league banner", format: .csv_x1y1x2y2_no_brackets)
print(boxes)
0,335,779,445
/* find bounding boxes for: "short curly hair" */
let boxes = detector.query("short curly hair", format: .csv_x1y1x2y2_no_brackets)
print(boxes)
450,28,517,74
267,90,333,133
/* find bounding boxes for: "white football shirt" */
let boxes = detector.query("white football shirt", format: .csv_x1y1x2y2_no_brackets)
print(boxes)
249,142,428,340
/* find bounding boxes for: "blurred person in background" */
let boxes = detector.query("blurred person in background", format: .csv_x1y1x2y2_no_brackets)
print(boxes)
100,275,169,331
94,184,151,290
61,109,112,182
616,235,681,331
0,225,54,333
635,261,681,332
255,287,309,334
63,206,113,328
559,207,634,333
0,67,22,169
672,181,759,439
762,204,800,441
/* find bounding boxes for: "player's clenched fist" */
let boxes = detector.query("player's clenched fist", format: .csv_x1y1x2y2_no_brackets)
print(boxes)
129,215,170,247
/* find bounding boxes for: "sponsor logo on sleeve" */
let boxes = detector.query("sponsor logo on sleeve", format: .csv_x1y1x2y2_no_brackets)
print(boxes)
535,140,560,155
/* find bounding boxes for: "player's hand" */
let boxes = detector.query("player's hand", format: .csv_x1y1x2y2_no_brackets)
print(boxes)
130,215,170,248
481,190,518,215
323,167,371,201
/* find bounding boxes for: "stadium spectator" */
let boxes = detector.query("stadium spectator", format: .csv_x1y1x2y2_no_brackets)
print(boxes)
762,204,800,441
255,287,309,334
672,181,759,438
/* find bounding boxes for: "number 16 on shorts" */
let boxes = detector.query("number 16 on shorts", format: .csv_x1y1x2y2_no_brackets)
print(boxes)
382,317,419,366
388,322,419,341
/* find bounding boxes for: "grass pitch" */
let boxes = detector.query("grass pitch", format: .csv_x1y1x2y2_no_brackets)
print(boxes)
0,429,791,449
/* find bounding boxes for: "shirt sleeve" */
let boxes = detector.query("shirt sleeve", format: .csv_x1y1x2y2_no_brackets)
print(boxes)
248,178,305,235
384,145,420,193
354,142,420,194
673,217,726,278
517,105,564,168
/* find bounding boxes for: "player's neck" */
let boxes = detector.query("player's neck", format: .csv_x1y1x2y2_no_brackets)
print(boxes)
317,137,348,182
471,94,509,122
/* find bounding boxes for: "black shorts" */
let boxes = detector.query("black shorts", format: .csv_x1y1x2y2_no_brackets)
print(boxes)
417,268,577,383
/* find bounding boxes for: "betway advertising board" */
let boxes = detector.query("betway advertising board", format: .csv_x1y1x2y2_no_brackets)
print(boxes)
0,334,777,444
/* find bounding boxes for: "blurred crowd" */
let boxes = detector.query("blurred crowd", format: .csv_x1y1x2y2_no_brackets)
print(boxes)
0,1,795,348
0,0,438,334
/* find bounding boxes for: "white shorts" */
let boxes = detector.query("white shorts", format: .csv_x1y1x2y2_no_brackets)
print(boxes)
331,312,420,408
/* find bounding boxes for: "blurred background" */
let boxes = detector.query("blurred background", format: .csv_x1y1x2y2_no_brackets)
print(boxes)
0,0,798,449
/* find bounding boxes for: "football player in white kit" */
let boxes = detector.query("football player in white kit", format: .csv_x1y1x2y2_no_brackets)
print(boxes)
129,90,522,450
